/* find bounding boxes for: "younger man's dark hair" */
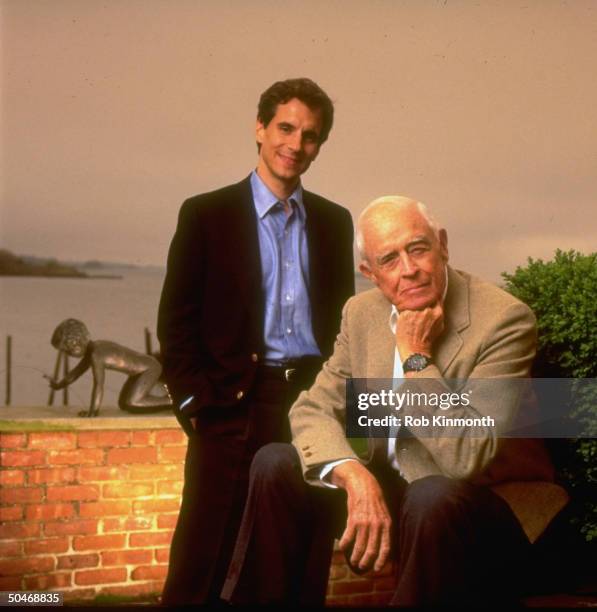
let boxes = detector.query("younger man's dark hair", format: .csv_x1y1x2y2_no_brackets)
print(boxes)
257,78,334,146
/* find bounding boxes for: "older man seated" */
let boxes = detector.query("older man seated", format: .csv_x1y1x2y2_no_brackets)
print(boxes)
221,196,568,606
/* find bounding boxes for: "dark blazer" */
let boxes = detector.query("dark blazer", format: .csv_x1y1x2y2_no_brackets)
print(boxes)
157,175,355,416
158,175,354,604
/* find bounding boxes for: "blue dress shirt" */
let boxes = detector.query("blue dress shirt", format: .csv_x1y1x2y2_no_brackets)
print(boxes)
250,171,321,363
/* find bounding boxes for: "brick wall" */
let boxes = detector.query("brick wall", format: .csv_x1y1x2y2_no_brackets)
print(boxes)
327,551,397,606
0,410,393,605
0,425,185,603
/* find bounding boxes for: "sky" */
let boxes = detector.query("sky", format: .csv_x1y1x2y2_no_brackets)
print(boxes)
2,0,596,282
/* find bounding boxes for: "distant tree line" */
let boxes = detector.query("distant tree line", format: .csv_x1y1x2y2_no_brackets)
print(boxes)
0,249,87,277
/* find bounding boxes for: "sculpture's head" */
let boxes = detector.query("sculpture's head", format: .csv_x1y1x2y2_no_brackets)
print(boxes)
51,319,90,357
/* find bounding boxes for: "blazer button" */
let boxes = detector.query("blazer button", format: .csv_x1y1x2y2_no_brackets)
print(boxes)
251,353,258,363
236,390,244,400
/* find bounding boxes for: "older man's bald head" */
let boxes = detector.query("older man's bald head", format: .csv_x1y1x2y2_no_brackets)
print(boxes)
356,196,441,261
356,195,449,310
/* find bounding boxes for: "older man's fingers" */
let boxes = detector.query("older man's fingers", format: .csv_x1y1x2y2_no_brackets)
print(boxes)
338,522,356,554
374,520,392,572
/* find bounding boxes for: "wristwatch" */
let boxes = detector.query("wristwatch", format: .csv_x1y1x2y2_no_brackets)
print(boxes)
402,353,432,373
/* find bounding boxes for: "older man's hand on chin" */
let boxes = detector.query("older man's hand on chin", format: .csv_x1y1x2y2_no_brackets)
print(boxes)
396,301,444,372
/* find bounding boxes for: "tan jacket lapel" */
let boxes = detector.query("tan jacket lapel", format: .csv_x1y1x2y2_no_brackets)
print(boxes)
433,267,470,375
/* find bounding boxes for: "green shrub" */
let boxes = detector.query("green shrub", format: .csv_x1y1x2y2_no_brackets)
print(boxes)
502,250,597,541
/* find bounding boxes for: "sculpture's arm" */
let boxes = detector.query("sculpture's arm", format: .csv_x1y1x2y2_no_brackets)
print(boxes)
46,354,91,389
89,355,106,416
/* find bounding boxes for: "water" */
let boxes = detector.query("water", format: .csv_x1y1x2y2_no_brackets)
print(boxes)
0,269,372,408
0,267,166,408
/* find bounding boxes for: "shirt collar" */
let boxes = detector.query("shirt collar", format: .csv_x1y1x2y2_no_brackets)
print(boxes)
389,266,449,334
250,170,305,220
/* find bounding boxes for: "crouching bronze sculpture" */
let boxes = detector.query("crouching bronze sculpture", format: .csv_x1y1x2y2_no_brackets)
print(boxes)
45,319,172,417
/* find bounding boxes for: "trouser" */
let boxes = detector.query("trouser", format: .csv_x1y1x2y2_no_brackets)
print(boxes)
221,443,535,606
161,363,320,605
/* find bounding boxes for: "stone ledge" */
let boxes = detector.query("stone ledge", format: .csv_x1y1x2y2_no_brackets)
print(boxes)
0,406,179,431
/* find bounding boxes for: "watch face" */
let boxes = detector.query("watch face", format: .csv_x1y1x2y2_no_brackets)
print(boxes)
411,354,426,369
404,353,430,372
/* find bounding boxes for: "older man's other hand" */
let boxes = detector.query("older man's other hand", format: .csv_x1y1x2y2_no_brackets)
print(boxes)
331,461,391,573
396,302,444,363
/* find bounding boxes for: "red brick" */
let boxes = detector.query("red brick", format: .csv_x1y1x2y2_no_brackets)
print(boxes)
0,505,23,521
0,433,26,448
26,502,75,521
77,431,130,448
48,448,104,465
79,500,131,517
74,567,127,585
44,519,98,536
102,482,153,498
0,486,43,504
129,531,173,547
0,469,25,486
131,431,152,445
0,576,22,590
124,515,154,530
103,516,153,532
57,553,99,570
0,522,40,539
24,537,69,555
157,514,178,529
62,588,96,603
129,464,183,480
326,595,350,606
348,592,393,606
29,432,76,449
101,581,163,598
0,450,45,467
131,565,168,580
133,498,180,514
0,556,55,576
73,533,126,551
27,466,76,485
101,549,153,566
332,578,375,595
77,465,128,481
373,576,398,592
158,445,186,462
157,480,183,496
24,573,72,590
107,447,156,464
329,563,348,580
155,430,186,445
47,484,100,502
0,541,22,557
155,548,170,563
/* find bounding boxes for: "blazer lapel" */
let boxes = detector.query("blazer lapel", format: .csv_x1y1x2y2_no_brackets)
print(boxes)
303,192,329,347
434,267,470,374
229,176,264,320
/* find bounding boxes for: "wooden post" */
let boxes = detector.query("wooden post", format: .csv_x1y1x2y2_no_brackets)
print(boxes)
5,335,11,406
144,328,153,355
62,353,70,406
48,350,63,406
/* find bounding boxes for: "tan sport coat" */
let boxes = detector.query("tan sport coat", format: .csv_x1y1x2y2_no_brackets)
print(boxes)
290,267,568,542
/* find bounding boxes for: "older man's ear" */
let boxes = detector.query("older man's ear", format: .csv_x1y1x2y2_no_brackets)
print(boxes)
359,261,375,283
439,228,449,262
